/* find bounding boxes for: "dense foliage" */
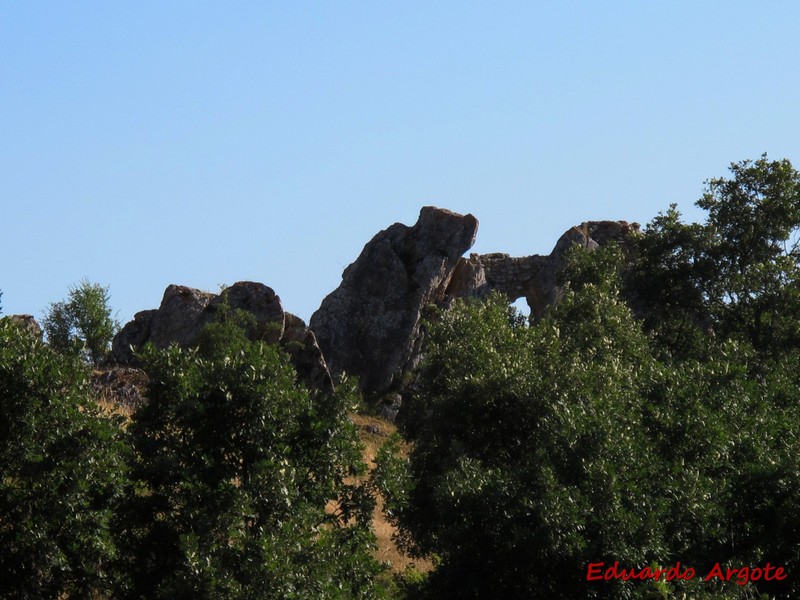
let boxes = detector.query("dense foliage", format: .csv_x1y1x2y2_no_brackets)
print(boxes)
383,283,800,599
42,278,120,365
628,155,800,360
3,156,800,599
380,157,800,599
0,319,125,598
1,307,385,599
114,316,384,599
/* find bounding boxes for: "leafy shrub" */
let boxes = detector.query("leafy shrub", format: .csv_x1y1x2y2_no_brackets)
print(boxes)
0,319,125,598
114,325,385,599
381,248,800,598
42,279,119,365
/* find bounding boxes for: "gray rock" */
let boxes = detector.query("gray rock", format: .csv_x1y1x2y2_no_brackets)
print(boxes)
310,206,478,393
281,312,334,394
149,285,216,348
2,315,43,339
208,281,284,345
447,221,639,317
112,281,332,393
378,392,403,422
92,367,149,411
112,309,157,364
362,423,383,436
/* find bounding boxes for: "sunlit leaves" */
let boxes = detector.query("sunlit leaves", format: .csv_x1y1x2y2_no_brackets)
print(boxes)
382,227,800,598
42,279,119,365
0,320,125,598
116,327,383,599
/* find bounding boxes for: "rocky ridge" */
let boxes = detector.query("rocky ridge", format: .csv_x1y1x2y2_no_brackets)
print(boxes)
109,208,638,406
112,281,333,393
309,206,479,393
310,212,638,396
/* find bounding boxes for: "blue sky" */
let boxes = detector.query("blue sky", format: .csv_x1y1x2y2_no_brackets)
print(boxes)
2,2,799,325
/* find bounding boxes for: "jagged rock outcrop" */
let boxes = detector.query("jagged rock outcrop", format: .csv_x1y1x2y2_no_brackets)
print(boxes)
446,220,639,317
281,313,334,394
110,215,636,403
310,206,479,393
148,285,217,348
112,281,332,393
2,315,43,338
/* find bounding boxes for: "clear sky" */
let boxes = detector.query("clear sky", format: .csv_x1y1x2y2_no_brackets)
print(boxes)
2,2,799,325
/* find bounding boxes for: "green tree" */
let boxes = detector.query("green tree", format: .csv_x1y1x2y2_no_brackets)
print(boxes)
380,245,797,599
114,318,384,599
381,277,666,599
628,155,800,360
635,338,800,600
42,279,120,365
0,319,125,598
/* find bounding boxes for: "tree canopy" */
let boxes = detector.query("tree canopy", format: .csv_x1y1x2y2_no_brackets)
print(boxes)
0,319,125,598
114,315,385,599
4,156,800,599
42,279,120,365
378,157,800,599
628,155,800,360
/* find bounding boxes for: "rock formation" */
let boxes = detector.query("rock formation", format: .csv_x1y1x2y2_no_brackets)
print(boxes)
447,220,640,317
310,206,479,393
112,281,333,393
110,214,637,405
281,312,334,394
2,315,43,338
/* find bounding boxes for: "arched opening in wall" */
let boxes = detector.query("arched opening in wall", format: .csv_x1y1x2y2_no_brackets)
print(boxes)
511,297,531,320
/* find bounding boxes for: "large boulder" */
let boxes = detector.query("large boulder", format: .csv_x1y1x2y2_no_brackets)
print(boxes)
281,313,333,394
149,285,216,348
446,220,640,317
209,281,285,344
111,310,158,364
112,281,332,393
310,206,479,393
2,315,43,339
